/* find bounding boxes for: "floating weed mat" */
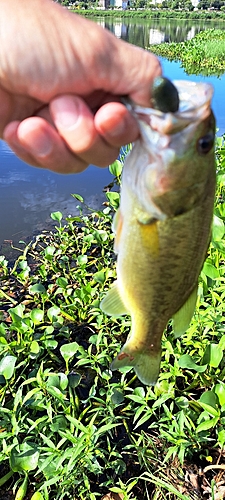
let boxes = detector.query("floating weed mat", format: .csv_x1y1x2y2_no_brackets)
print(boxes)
149,29,225,77
0,147,225,500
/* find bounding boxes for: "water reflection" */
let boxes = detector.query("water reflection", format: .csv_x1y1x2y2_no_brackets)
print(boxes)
97,17,225,46
0,140,112,251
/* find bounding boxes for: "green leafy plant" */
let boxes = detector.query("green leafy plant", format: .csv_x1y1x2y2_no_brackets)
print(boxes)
150,29,225,76
0,136,225,498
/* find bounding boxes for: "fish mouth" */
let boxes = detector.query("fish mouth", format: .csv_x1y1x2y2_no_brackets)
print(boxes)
127,80,214,136
122,80,215,222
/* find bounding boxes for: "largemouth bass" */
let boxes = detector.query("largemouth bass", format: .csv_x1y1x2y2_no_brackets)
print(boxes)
101,78,216,386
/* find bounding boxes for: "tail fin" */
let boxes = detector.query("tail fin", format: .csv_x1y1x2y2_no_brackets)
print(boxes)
111,342,161,386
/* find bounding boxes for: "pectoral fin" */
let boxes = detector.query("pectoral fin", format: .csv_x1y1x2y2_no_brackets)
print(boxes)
172,286,198,338
100,281,129,317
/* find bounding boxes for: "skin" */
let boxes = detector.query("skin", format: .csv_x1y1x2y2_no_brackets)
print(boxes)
0,0,161,173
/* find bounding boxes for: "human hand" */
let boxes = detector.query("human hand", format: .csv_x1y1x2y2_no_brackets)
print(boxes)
0,0,161,173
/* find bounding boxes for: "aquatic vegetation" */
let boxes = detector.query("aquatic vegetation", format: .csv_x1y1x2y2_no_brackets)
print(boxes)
149,29,225,76
0,141,225,498
77,8,225,21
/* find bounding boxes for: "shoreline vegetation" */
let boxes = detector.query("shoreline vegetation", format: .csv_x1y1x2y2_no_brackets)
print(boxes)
75,7,225,19
149,29,225,75
0,136,225,499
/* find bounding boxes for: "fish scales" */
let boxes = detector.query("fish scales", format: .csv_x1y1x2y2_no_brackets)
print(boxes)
101,79,216,386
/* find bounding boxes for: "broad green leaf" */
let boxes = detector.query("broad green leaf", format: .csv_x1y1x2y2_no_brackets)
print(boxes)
218,429,225,447
199,390,218,409
50,416,67,433
30,284,46,295
60,342,79,363
9,304,25,319
218,335,225,350
71,193,84,203
30,308,44,324
179,354,207,373
212,215,225,241
15,474,28,500
109,160,123,177
30,492,45,500
44,246,55,260
175,396,189,410
208,344,223,367
47,306,61,322
214,383,225,406
10,442,39,472
56,277,68,288
93,270,106,284
19,260,29,270
77,254,88,266
105,191,120,209
51,211,63,222
202,262,219,280
59,373,68,391
202,344,223,368
44,340,58,349
46,386,66,401
46,374,60,388
68,372,81,388
217,202,225,219
196,416,219,433
30,341,40,355
0,355,17,380
154,380,171,397
93,229,108,242
111,388,124,405
133,386,145,398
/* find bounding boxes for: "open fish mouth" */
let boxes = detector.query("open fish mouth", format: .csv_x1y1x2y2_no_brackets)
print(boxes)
122,79,215,221
125,80,214,136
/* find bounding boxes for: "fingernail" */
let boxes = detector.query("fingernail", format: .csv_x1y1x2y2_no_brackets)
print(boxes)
106,120,126,138
52,96,80,130
26,132,53,157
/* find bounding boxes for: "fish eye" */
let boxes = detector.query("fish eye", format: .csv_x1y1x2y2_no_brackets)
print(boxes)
197,132,214,155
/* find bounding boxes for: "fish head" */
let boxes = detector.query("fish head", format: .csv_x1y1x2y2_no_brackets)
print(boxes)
123,80,216,221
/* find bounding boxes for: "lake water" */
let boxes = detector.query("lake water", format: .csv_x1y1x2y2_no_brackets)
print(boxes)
1,16,225,254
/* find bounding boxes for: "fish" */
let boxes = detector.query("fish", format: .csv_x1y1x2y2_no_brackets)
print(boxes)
100,78,216,386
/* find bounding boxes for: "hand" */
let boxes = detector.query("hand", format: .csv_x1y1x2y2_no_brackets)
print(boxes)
0,0,161,173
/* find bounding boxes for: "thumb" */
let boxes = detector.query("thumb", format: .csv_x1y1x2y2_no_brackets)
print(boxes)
106,37,162,106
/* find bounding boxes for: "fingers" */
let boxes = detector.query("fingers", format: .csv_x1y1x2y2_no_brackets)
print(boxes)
94,101,139,147
3,118,88,173
50,94,139,153
50,95,124,167
3,96,133,173
3,95,140,173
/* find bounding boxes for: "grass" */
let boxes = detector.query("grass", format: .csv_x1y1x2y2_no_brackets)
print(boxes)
0,144,225,499
76,8,225,21
149,29,225,76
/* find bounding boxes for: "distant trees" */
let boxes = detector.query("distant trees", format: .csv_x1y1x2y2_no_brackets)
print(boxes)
198,0,225,7
161,0,194,9
54,0,225,9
